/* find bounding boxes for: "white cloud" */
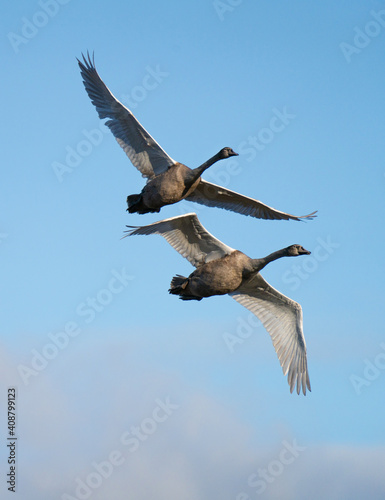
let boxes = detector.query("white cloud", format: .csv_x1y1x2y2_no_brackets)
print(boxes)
2,335,385,500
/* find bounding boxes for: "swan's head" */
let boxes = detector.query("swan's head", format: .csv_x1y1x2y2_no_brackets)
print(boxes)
218,147,238,159
286,244,311,256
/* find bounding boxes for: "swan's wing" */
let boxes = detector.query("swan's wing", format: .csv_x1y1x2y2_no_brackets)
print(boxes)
229,274,311,395
186,180,317,221
123,213,234,267
78,53,175,179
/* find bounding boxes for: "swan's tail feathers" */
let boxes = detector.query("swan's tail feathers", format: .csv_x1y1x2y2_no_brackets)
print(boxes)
169,275,189,294
126,194,142,213
178,295,202,301
168,275,202,301
126,194,160,214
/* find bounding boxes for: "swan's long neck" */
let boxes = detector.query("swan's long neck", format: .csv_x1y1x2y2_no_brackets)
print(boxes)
192,152,223,177
251,248,289,272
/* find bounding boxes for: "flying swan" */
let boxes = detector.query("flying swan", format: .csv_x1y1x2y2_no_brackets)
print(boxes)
78,53,316,221
124,213,312,395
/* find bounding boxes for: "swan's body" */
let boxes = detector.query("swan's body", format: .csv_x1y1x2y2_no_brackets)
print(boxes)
126,149,237,213
171,251,254,298
124,213,312,395
78,53,317,221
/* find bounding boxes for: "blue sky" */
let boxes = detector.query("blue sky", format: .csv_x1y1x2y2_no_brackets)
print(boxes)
1,1,385,498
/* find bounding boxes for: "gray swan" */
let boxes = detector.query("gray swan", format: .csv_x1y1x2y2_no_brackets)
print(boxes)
124,213,311,395
78,53,316,221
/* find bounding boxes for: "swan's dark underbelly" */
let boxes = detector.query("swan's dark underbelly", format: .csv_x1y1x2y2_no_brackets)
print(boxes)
187,251,252,298
142,164,200,208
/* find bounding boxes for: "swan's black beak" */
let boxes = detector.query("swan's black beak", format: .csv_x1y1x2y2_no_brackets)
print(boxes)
231,151,239,157
301,248,311,255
